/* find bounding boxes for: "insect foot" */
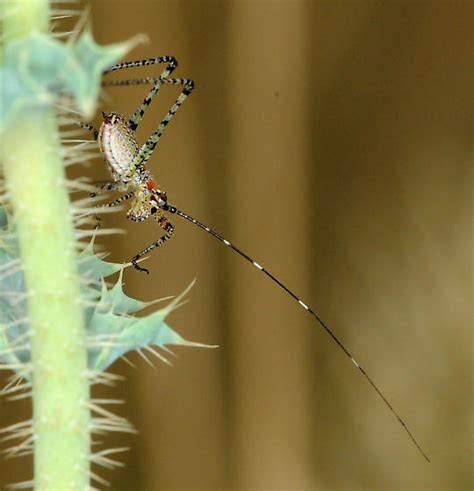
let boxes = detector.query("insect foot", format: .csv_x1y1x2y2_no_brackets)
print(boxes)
132,256,150,274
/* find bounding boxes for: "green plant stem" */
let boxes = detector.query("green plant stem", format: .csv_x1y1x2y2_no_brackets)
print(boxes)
2,1,90,489
1,0,49,39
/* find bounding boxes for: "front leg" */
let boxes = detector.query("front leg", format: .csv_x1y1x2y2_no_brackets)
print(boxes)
131,213,174,274
90,181,126,198
90,182,133,228
73,121,99,140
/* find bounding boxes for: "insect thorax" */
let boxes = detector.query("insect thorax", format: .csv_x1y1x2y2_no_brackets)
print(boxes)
98,112,139,179
128,193,153,222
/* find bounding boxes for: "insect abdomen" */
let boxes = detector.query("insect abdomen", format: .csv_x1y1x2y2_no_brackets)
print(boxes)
98,112,139,177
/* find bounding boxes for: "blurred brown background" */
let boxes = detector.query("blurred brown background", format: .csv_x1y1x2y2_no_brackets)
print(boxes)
1,1,472,490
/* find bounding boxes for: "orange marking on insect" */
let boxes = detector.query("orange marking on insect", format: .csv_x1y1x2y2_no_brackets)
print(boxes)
147,179,159,191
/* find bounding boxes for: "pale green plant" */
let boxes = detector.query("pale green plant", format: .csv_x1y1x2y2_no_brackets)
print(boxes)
0,2,208,489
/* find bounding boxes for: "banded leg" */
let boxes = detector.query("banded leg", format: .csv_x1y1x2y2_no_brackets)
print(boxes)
102,57,178,131
90,181,127,198
131,213,175,274
73,56,176,138
74,121,99,140
103,56,177,77
133,76,195,168
102,78,159,87
91,184,134,228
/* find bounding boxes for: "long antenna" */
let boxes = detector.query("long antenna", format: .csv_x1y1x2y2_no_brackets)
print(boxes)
165,203,430,462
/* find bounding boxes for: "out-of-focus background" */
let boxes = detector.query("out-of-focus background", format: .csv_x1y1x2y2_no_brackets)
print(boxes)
1,1,472,490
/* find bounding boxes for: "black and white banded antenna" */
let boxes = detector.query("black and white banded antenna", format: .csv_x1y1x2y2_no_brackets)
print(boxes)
164,203,431,463
87,55,429,462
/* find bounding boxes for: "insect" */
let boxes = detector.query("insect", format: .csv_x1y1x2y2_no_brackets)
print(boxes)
78,56,430,462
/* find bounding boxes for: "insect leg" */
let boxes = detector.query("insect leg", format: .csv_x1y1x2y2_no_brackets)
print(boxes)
103,57,177,78
102,57,178,131
72,58,179,138
133,76,195,168
73,121,99,140
90,184,134,228
90,181,126,198
131,213,174,274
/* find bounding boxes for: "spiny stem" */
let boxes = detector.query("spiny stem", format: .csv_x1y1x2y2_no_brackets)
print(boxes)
1,1,90,489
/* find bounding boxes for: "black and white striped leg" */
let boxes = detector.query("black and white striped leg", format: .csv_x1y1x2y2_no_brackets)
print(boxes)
102,57,178,131
101,77,166,131
73,58,177,138
133,76,195,168
102,78,159,87
131,213,175,274
91,187,134,228
90,181,127,198
74,121,99,140
96,192,135,208
103,56,177,77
